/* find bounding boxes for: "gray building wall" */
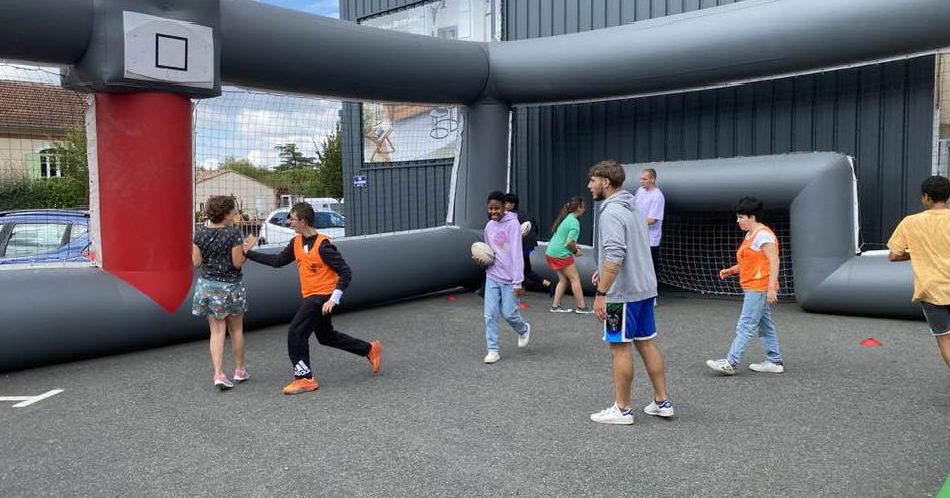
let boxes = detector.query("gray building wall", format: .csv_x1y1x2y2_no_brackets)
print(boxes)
340,0,937,246
513,56,936,246
340,0,456,235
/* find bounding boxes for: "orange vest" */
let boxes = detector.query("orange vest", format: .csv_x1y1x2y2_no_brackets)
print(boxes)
737,226,778,292
293,233,339,297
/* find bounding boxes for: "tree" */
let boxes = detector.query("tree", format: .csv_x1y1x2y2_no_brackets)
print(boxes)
221,156,269,184
274,143,316,171
315,123,343,200
48,125,89,208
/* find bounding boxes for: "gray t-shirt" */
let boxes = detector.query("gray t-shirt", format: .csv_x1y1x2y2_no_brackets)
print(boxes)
194,226,244,283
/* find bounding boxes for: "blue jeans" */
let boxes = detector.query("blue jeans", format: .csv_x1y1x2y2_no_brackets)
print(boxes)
727,291,783,365
484,276,529,352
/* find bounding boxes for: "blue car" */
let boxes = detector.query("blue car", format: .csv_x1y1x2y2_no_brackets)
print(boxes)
0,209,91,265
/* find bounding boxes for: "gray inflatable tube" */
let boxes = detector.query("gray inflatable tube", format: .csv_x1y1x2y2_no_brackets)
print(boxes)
623,153,920,319
0,0,946,370
0,228,481,372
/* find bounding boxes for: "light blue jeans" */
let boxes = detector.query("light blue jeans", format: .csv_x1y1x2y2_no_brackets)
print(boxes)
727,291,783,365
484,276,529,352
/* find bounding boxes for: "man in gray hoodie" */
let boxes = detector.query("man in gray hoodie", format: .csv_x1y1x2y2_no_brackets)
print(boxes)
587,160,674,425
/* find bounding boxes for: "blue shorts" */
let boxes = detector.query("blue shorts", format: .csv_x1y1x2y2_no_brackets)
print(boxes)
603,298,657,343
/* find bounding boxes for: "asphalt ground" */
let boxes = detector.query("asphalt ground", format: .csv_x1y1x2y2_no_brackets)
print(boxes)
1,291,947,497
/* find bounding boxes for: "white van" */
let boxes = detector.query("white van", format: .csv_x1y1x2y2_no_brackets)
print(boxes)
258,208,346,246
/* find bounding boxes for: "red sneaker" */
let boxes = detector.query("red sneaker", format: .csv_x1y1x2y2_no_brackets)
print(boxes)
282,377,319,395
367,340,383,374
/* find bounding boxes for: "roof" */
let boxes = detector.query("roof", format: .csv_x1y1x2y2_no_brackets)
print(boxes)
195,168,271,188
0,81,86,135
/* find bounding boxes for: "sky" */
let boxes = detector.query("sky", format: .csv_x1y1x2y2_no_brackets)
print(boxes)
0,0,343,171
256,0,339,18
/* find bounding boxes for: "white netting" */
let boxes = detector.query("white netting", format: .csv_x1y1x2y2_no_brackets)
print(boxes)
656,210,795,300
192,87,343,242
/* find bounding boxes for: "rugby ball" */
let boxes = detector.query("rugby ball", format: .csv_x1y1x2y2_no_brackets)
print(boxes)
471,241,495,266
520,221,532,236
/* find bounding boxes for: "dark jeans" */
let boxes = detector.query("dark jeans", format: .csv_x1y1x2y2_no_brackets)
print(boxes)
523,249,548,290
650,245,661,290
288,295,371,378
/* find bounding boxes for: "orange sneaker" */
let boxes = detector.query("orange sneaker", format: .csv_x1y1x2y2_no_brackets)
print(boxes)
282,377,319,395
367,340,383,374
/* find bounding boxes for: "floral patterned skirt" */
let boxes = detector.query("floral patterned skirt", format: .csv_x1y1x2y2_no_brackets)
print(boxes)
192,277,247,320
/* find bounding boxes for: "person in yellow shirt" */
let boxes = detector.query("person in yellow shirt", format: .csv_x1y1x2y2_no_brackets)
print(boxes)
887,175,950,368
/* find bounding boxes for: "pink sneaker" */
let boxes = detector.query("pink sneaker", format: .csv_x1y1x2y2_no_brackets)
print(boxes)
213,373,234,390
233,369,249,383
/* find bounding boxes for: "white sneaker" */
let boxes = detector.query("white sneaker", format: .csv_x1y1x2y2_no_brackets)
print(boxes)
483,351,501,364
749,360,785,373
643,400,674,418
590,403,634,425
518,323,531,348
706,358,737,375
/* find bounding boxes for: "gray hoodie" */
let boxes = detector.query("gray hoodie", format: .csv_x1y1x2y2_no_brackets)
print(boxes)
597,189,657,303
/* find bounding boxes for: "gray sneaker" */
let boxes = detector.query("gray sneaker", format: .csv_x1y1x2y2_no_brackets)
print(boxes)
643,400,674,418
550,305,573,313
573,306,593,315
749,360,784,373
518,323,531,348
705,358,737,375
590,403,634,425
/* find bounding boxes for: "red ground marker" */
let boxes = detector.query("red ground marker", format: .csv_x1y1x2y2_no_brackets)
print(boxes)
860,337,883,347
518,302,529,309
447,295,458,302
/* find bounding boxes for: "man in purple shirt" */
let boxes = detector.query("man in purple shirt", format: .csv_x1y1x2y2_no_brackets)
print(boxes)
635,168,665,294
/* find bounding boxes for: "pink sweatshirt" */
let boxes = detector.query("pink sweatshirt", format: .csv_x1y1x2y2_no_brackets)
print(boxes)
484,211,524,287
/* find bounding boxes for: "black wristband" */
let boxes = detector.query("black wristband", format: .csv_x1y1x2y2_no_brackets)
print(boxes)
595,290,608,297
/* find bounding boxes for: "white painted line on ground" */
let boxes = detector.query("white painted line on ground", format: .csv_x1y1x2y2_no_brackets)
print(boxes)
0,389,64,408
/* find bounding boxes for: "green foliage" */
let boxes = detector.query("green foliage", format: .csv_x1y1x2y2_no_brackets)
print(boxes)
214,130,343,201
315,123,343,200
0,125,89,211
274,143,317,171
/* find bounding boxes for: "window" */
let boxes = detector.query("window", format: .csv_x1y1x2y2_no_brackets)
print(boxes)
69,223,88,241
314,211,345,229
4,223,68,258
938,53,950,176
269,211,290,227
359,0,499,164
39,149,62,178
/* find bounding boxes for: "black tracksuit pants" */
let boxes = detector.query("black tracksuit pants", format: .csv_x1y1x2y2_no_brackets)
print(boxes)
288,295,371,378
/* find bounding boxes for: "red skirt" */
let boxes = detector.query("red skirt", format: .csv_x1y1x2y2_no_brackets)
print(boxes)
546,255,575,271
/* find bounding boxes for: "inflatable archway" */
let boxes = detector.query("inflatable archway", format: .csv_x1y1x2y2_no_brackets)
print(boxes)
1,0,948,370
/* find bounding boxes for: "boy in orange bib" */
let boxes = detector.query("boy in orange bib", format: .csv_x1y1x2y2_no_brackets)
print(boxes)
706,196,784,376
246,202,382,394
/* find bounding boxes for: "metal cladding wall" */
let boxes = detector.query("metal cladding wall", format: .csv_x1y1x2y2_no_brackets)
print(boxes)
505,0,936,247
512,57,936,246
339,1,459,236
340,103,455,236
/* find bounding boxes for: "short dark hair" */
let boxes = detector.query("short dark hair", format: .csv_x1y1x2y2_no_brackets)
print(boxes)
503,192,519,209
921,175,950,203
733,196,764,221
291,202,315,227
588,160,626,188
205,195,236,224
487,191,506,204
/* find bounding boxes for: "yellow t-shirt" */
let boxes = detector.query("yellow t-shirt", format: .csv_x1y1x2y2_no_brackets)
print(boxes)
886,209,950,305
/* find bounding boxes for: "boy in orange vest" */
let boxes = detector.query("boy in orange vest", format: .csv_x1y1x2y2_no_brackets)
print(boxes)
707,196,784,375
246,202,382,394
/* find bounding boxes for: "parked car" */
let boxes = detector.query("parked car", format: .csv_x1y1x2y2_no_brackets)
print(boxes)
258,208,345,246
0,209,91,264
